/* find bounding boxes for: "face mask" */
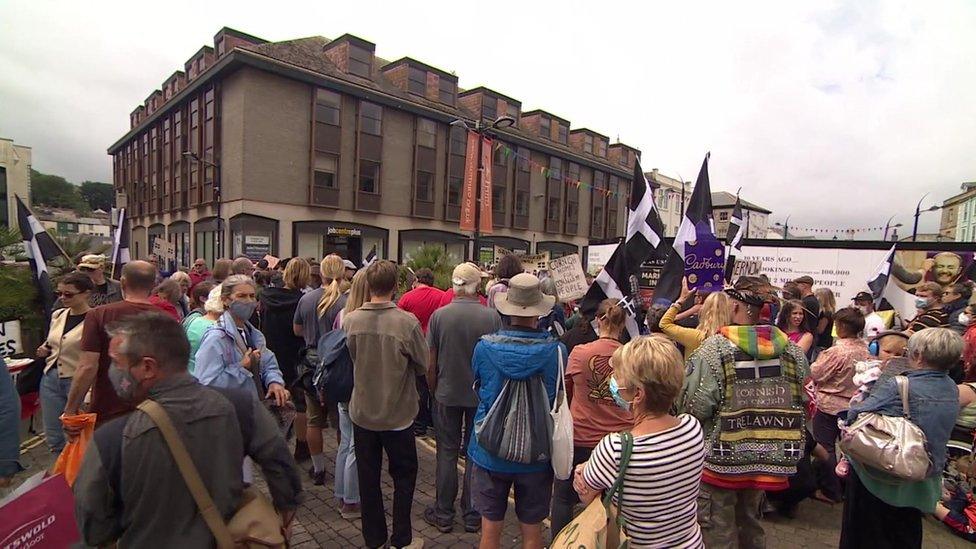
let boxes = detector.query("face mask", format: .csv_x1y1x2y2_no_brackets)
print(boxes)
856,305,870,315
108,362,141,402
960,313,972,326
229,300,258,321
914,298,931,310
608,376,633,412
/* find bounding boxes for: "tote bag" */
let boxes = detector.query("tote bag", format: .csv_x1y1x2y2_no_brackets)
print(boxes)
551,347,574,480
551,431,633,549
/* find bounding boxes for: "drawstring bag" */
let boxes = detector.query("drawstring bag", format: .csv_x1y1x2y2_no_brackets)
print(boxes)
551,347,574,480
475,374,553,465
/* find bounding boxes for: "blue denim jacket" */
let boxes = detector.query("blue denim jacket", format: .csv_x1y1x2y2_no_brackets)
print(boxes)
848,368,959,474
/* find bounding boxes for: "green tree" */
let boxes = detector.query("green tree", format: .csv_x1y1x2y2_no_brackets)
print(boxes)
30,169,90,214
401,244,458,292
79,181,114,212
48,232,110,278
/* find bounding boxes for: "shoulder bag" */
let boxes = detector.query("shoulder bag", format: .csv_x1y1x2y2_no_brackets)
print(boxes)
551,431,633,549
137,400,286,548
551,346,574,480
839,375,931,481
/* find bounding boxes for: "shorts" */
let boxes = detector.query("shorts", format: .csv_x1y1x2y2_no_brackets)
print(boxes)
305,389,339,429
471,463,553,524
290,386,306,414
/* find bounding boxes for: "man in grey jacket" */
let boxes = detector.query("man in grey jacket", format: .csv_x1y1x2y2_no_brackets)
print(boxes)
73,312,302,547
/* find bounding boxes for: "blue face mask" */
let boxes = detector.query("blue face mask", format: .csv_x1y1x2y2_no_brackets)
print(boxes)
608,376,632,411
914,297,930,310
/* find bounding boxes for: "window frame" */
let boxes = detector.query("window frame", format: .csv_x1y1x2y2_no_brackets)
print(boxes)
359,101,383,136
358,159,381,194
348,45,372,78
408,66,426,96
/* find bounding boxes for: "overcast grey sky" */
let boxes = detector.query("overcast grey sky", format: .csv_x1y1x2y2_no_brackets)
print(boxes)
2,0,973,236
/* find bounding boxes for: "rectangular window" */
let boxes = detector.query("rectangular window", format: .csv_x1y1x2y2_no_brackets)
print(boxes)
515,189,529,215
415,171,434,202
438,78,456,104
360,101,382,136
619,149,629,166
359,160,380,193
315,89,341,126
447,176,462,206
314,153,337,189
539,116,550,140
493,141,507,166
557,123,568,144
417,118,436,149
547,198,561,222
506,104,519,121
548,157,562,180
349,45,372,78
492,184,506,213
597,138,607,157
517,146,530,172
482,96,497,120
583,134,593,154
408,66,426,96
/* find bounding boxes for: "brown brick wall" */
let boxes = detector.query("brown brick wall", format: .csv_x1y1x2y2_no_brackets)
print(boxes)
382,64,408,92
324,42,349,72
457,93,481,118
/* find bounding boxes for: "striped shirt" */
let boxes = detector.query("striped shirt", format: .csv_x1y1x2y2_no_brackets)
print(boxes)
583,415,705,548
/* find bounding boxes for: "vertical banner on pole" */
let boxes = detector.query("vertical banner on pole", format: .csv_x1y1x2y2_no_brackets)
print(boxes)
459,130,479,232
480,136,494,233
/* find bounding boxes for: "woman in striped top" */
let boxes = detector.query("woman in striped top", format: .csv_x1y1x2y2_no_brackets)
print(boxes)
574,335,706,548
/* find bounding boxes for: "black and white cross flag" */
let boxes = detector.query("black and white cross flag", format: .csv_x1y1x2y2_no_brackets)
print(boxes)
110,207,130,279
726,195,744,252
654,153,715,304
868,244,896,306
579,160,667,338
16,195,65,327
362,244,377,268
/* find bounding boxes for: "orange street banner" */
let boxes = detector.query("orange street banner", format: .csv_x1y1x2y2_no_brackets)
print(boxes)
460,130,479,231
479,136,493,233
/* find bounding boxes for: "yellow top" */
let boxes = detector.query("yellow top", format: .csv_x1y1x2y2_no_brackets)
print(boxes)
660,304,706,360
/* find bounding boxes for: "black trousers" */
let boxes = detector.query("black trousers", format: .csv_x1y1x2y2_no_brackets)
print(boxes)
549,445,594,539
354,424,418,548
811,411,843,501
839,468,922,549
414,376,432,432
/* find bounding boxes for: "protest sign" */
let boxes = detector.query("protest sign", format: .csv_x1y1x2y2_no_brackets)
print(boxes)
151,237,175,260
0,320,22,358
685,237,725,292
520,251,550,273
548,254,588,301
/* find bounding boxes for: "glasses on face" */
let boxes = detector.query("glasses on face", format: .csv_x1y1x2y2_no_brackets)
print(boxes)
56,291,79,298
78,266,94,272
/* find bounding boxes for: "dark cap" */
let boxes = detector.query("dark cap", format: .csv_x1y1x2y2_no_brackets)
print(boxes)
852,291,873,302
792,275,814,285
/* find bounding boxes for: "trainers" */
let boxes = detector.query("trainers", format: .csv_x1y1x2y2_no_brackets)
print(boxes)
393,539,424,549
463,521,481,534
340,502,361,520
311,469,326,486
293,440,310,463
423,507,453,533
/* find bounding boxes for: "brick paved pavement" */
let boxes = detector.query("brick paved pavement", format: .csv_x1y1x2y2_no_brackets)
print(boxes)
7,422,974,548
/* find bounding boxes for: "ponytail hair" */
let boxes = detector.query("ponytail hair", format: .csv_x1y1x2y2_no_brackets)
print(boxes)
317,254,346,318
597,298,626,333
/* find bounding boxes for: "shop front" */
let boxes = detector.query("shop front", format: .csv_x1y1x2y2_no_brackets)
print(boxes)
231,214,278,261
479,236,531,266
399,229,468,265
537,240,579,259
168,221,191,270
293,221,388,265
193,217,220,267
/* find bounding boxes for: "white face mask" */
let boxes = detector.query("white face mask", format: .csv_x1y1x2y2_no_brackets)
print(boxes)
960,313,973,326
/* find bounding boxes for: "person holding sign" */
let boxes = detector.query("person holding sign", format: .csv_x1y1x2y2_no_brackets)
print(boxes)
660,280,733,359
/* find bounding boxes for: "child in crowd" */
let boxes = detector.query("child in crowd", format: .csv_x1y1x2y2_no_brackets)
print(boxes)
834,331,910,478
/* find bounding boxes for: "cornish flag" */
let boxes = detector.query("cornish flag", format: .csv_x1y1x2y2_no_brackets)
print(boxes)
16,195,63,327
726,195,744,251
110,207,130,278
868,244,896,305
579,160,667,337
362,244,377,268
655,153,715,304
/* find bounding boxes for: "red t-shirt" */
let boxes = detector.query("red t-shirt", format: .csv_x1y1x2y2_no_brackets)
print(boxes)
565,337,633,447
149,295,180,321
438,288,487,308
397,285,445,334
80,300,160,425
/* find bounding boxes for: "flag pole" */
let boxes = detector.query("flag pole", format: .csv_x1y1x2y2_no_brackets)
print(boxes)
15,195,72,264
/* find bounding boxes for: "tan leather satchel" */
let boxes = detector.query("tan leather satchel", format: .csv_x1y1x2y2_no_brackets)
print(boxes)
138,400,286,548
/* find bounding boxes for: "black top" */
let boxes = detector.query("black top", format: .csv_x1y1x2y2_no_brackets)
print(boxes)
815,313,834,348
64,311,87,333
801,294,821,334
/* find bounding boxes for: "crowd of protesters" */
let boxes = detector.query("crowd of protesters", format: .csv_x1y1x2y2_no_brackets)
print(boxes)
3,248,976,549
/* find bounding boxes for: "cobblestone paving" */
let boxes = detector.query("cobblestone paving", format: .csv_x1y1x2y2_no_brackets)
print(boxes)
7,422,974,548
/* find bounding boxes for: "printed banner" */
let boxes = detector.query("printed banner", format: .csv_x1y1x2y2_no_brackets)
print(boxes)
459,130,479,232
520,252,551,274
480,136,493,233
684,235,725,292
548,254,588,301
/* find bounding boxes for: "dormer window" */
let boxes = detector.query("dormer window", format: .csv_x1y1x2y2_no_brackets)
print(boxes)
349,45,372,78
506,103,519,122
438,78,456,104
583,134,593,154
597,139,607,157
540,117,551,140
408,66,426,96
483,96,497,120
557,123,568,144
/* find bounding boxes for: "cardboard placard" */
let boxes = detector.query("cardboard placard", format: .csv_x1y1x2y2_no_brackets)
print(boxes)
548,254,588,301
0,320,22,358
520,252,550,274
151,237,175,260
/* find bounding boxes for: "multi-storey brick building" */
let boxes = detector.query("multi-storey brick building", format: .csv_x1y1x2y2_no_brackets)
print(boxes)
108,28,639,267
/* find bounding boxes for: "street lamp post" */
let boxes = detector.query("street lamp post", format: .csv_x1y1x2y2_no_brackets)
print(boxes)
183,151,222,257
911,193,941,242
452,115,516,264
883,215,903,241
775,215,791,240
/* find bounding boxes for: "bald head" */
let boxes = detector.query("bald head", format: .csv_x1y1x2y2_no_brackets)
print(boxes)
121,260,157,296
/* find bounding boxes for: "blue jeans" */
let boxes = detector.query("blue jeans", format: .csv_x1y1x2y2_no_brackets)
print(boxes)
335,402,359,504
40,368,72,452
0,361,23,478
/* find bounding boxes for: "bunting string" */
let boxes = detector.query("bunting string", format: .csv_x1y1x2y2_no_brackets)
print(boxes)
781,225,894,234
494,142,621,197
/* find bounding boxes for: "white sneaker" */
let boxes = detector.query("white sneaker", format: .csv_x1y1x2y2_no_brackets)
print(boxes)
394,539,424,549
